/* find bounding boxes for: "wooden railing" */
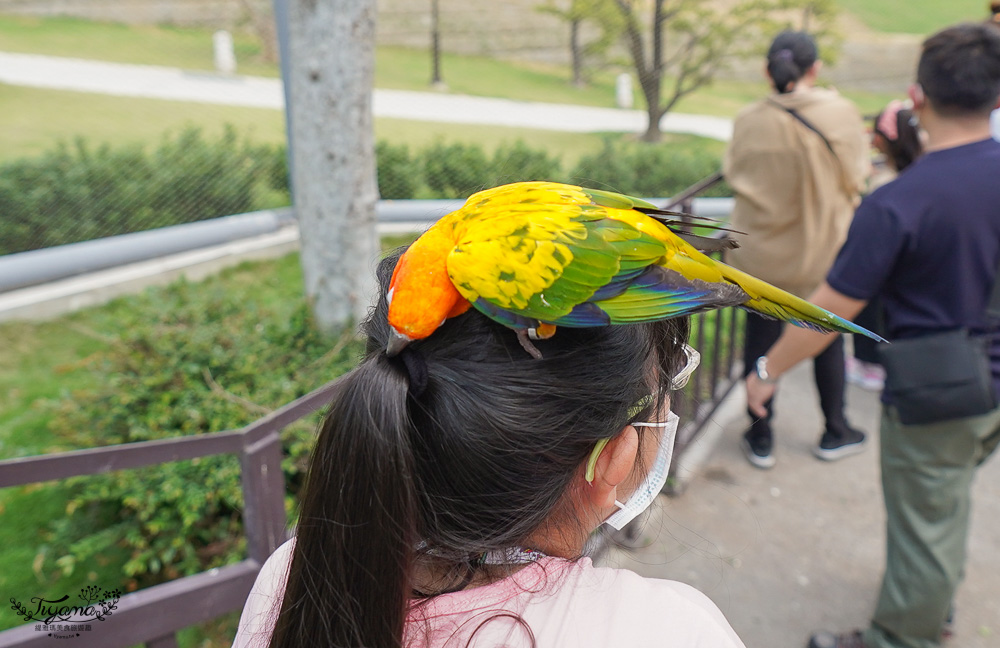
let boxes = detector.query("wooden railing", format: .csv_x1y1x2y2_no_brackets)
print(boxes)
0,380,341,648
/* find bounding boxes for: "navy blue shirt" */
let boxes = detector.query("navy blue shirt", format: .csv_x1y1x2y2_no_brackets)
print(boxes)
827,138,1000,388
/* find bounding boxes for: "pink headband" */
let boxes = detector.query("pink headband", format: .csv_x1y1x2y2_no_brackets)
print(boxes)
876,100,906,141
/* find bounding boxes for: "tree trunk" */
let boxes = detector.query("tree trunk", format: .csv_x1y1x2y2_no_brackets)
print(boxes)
642,101,664,142
570,18,584,87
285,0,380,334
616,0,666,142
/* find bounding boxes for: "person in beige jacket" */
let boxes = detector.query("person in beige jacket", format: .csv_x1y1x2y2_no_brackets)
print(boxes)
724,30,869,469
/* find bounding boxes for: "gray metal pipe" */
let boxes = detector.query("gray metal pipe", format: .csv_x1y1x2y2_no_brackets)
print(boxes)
0,198,733,293
0,208,294,293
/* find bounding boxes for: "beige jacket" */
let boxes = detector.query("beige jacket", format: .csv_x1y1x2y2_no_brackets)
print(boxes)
723,88,869,297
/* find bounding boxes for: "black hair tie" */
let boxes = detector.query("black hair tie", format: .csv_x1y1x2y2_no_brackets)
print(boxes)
393,346,429,398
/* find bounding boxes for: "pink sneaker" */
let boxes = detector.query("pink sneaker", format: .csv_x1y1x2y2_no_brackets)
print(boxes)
847,358,885,391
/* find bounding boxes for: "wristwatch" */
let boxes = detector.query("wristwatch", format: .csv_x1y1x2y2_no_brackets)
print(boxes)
755,356,779,384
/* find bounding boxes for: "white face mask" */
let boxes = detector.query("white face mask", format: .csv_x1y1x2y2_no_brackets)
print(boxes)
603,411,679,531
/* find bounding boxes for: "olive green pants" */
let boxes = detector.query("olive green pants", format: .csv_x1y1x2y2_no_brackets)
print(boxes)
863,406,1000,648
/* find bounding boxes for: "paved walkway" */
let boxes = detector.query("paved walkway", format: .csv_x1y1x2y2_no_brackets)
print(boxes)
598,361,1000,648
0,51,733,141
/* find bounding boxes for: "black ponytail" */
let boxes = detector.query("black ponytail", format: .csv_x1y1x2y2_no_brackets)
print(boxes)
268,248,690,648
767,30,818,93
268,356,418,648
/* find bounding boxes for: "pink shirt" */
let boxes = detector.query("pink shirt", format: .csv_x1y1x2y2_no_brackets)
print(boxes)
233,540,746,648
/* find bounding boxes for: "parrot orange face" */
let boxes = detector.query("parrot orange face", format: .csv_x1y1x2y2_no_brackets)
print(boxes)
387,224,470,353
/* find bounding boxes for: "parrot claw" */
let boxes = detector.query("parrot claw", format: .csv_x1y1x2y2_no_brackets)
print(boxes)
527,323,557,340
516,330,544,360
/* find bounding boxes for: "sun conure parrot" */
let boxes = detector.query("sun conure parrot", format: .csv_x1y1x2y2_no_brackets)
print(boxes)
386,181,882,357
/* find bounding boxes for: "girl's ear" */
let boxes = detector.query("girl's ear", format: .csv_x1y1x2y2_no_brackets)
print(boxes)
583,426,639,509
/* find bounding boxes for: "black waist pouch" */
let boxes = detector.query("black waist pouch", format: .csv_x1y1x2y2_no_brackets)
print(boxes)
878,329,997,425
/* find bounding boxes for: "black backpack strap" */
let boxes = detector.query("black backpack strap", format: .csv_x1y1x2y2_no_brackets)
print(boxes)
767,97,858,200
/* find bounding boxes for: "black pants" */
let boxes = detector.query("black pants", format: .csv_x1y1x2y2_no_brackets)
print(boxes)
742,313,852,440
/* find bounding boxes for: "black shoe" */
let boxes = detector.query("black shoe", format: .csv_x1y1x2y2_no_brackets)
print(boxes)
813,427,866,462
808,630,868,648
741,432,775,469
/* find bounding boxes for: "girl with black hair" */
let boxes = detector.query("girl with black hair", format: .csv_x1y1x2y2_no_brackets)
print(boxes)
871,101,923,179
232,248,746,648
724,30,870,469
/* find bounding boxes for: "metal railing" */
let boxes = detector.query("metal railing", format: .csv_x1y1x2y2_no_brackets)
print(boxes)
658,171,745,479
0,174,739,644
0,380,342,648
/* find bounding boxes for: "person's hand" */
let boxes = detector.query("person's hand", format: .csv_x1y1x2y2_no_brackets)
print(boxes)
745,372,776,418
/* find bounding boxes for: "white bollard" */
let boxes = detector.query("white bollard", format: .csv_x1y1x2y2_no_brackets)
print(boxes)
615,73,633,109
213,30,237,74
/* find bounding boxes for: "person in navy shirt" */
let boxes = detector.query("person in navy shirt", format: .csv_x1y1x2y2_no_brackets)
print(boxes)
747,23,1000,648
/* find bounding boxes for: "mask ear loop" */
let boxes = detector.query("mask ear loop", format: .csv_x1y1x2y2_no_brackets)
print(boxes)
584,417,675,485
584,438,611,484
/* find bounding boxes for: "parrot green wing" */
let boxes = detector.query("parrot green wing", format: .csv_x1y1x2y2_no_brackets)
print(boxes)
446,203,668,322
441,182,883,341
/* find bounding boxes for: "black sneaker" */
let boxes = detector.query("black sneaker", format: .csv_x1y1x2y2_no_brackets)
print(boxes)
741,432,775,469
813,427,867,461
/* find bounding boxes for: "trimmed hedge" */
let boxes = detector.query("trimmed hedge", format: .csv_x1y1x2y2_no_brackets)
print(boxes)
0,126,271,256
569,137,733,198
2,129,729,256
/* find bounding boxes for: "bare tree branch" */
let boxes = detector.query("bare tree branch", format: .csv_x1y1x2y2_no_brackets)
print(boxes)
612,0,839,141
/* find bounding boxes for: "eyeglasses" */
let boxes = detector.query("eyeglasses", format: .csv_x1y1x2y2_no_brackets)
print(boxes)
671,344,701,390
585,344,700,483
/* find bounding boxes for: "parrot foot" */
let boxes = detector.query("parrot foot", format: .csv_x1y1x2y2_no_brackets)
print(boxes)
516,329,544,360
527,322,557,340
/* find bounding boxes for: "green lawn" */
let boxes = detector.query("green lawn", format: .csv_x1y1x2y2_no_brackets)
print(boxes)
0,14,277,76
837,0,988,35
0,15,624,105
0,310,142,634
0,84,286,162
0,83,624,167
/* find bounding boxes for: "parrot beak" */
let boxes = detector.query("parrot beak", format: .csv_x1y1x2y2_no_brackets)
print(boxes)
386,329,413,357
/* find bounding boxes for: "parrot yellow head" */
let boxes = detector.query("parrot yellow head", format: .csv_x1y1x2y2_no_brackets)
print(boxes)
387,227,472,355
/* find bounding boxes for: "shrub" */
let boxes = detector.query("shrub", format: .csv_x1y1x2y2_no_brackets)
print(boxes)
419,140,492,198
488,141,563,186
376,141,421,199
45,260,362,586
0,126,272,256
569,137,732,198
